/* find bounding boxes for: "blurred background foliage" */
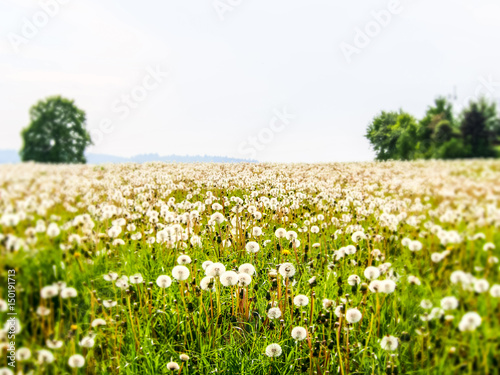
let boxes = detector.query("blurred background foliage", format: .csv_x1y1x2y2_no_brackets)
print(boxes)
366,97,500,160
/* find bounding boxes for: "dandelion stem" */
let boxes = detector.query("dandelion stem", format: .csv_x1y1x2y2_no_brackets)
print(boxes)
337,315,345,375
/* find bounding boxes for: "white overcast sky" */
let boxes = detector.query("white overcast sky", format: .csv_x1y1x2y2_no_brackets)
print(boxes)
1,0,500,162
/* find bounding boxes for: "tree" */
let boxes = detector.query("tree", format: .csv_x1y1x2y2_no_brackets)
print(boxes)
394,113,419,160
365,111,400,161
365,110,418,161
459,100,497,158
434,138,467,159
20,96,92,163
366,96,500,161
417,97,456,158
477,98,500,140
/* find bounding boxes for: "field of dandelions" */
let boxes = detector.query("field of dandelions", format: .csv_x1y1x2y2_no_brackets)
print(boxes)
1,161,500,375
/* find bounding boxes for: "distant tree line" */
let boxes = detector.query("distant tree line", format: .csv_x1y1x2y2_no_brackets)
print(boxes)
365,97,500,160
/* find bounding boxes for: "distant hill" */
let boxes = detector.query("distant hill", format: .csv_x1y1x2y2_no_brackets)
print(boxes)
0,150,255,164
0,150,21,164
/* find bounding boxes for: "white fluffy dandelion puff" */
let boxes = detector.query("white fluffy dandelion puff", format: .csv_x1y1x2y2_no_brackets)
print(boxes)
177,255,192,265
156,275,172,288
238,273,252,287
245,241,260,253
279,263,296,278
40,285,59,299
293,294,309,307
68,354,85,368
267,307,282,319
238,263,255,275
345,308,362,323
380,335,399,351
172,266,190,281
363,266,380,280
60,287,78,299
291,326,307,341
220,271,238,287
200,276,215,291
265,343,282,357
458,312,481,332
91,318,106,328
206,262,226,277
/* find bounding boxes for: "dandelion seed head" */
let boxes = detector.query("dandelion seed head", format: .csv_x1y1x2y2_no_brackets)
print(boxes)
79,336,95,348
440,296,459,310
129,273,144,284
103,300,117,308
252,227,263,236
409,240,423,251
220,271,238,287
347,275,361,286
60,287,78,299
36,305,51,316
245,241,260,254
200,276,215,291
279,262,296,278
40,285,59,299
291,326,307,340
38,350,54,364
202,260,213,270
490,284,500,297
91,318,106,328
68,354,85,368
364,266,380,280
210,213,225,224
420,299,433,309
238,263,255,275
474,279,489,293
265,343,282,357
380,335,399,351
167,361,180,371
267,307,282,320
16,348,31,361
177,255,192,265
407,275,421,285
293,294,309,307
286,231,298,241
206,262,226,277
115,276,129,289
380,279,396,294
322,298,335,311
275,228,287,238
156,275,172,288
345,308,362,323
172,265,190,281
458,312,482,331
103,272,119,282
238,273,252,287
368,280,382,293
46,339,63,349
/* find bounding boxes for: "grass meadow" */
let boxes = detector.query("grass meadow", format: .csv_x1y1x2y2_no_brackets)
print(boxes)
0,161,499,374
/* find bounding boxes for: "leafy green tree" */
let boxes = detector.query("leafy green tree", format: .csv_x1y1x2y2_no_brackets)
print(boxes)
394,113,419,160
365,111,401,161
20,96,92,163
477,98,500,139
366,96,500,161
433,120,454,144
365,111,419,160
418,97,456,158
434,138,468,159
459,100,497,158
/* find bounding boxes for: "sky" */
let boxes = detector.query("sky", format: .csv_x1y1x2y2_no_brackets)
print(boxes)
1,0,500,162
